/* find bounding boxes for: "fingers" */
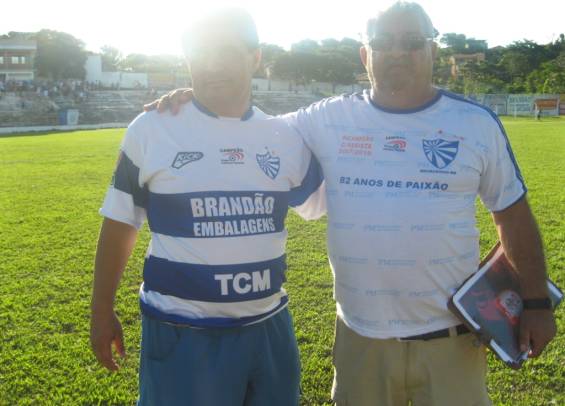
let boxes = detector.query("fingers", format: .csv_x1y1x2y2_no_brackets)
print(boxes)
519,310,556,358
114,324,126,358
180,89,194,102
143,101,158,112
157,96,170,113
171,102,180,116
92,337,119,371
90,313,125,371
519,321,530,354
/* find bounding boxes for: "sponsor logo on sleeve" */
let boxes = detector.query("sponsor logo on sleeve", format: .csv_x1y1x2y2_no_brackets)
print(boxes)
171,152,204,169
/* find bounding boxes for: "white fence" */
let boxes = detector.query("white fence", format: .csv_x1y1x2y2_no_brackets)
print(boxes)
470,94,561,116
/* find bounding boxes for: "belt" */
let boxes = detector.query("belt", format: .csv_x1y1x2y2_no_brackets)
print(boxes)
397,324,470,341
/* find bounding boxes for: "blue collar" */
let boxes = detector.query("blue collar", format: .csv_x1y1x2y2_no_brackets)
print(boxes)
366,88,443,114
192,98,254,121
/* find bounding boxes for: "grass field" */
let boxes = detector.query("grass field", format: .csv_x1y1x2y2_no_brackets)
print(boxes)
0,117,563,405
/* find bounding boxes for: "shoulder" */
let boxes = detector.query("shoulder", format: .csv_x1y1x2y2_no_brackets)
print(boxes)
282,92,366,128
439,90,503,130
302,92,365,115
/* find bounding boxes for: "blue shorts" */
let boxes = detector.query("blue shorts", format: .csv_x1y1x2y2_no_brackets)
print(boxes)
138,307,300,406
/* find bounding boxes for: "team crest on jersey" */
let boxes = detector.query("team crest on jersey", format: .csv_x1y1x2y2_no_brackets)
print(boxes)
422,139,459,169
256,148,280,179
171,152,204,169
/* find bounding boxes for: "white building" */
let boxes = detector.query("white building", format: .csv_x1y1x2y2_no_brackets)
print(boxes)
0,39,37,82
85,55,148,89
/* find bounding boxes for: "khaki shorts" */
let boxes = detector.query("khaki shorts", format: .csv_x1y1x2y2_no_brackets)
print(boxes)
331,317,491,406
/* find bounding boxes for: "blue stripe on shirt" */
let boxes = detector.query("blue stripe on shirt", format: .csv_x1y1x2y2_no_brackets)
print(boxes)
140,295,289,328
147,190,289,238
113,151,148,209
440,90,527,193
143,254,287,302
288,154,324,207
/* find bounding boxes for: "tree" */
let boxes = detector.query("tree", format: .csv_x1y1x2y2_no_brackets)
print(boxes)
34,29,87,79
258,43,286,78
120,53,184,73
440,33,487,54
100,45,122,71
291,39,320,54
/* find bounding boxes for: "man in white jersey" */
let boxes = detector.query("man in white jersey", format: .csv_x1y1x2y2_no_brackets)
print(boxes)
148,3,556,404
90,9,324,406
289,3,556,405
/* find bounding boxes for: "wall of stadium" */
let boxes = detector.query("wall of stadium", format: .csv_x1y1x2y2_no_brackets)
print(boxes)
469,93,560,116
251,78,366,94
85,55,148,89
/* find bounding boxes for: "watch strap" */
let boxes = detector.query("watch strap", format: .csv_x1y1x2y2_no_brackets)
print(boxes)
522,297,552,310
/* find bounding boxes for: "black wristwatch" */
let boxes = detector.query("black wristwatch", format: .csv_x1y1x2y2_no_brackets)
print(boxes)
522,297,552,310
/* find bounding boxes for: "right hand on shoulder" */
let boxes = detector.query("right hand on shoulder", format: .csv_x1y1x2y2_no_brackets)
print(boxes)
143,88,194,115
90,309,126,371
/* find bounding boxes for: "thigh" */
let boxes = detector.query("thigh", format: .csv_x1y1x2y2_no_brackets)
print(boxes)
410,333,491,406
138,315,250,406
245,308,301,406
331,316,408,406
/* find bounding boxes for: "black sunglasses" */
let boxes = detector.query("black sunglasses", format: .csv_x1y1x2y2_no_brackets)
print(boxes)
368,35,432,52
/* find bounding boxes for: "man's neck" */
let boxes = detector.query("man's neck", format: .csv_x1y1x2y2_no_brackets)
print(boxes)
371,85,437,111
193,92,251,118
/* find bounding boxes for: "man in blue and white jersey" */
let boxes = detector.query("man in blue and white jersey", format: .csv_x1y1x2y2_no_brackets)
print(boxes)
89,9,324,406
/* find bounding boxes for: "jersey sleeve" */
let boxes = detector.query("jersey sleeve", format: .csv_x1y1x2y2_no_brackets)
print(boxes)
99,118,148,229
282,104,319,153
285,126,326,220
478,116,527,212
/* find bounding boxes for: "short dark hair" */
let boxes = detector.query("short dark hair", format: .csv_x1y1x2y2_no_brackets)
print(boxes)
366,1,436,41
183,8,259,56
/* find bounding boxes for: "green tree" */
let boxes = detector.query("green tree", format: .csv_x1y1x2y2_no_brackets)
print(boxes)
100,45,122,71
440,33,487,54
258,43,286,78
35,29,87,79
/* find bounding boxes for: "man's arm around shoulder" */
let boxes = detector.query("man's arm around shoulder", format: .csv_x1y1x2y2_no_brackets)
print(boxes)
90,218,138,371
492,197,557,357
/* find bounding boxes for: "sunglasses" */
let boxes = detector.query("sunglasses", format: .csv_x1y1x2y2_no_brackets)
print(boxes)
368,35,432,52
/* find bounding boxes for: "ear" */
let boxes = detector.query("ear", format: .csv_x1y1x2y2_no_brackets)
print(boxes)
360,45,369,70
431,41,438,60
252,48,262,73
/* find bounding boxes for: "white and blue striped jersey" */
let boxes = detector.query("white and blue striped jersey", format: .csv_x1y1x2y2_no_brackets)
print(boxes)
287,89,526,338
100,101,325,328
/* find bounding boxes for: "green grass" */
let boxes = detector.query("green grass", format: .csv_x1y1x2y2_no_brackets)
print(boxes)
0,117,563,405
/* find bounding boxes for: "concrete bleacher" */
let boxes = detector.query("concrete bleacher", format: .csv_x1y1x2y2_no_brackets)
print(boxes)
0,91,154,128
252,91,322,115
0,90,327,129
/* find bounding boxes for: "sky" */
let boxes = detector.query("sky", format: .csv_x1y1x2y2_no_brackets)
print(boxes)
4,0,565,56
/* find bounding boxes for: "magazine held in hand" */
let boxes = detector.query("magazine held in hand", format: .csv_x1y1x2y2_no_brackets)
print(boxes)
449,242,562,369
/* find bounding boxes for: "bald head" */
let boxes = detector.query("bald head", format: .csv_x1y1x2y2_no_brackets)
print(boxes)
366,1,436,42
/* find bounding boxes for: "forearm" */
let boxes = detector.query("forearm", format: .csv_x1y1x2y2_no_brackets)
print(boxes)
91,218,138,312
493,198,548,298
